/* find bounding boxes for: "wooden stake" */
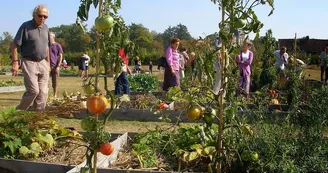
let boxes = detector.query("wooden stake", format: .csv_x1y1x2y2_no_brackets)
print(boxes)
217,4,225,173
294,33,297,69
95,0,103,92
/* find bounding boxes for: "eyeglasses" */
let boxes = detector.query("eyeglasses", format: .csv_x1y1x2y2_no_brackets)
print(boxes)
37,14,48,19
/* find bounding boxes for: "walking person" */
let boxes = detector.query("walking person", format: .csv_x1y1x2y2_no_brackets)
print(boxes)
78,52,90,78
11,4,50,111
235,40,254,97
85,53,91,78
49,32,63,98
319,45,328,82
134,56,141,75
163,38,181,91
149,61,153,74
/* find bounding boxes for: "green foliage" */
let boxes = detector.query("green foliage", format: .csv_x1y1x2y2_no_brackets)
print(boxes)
128,74,159,92
0,108,80,159
60,68,79,75
131,125,217,170
0,80,23,87
258,29,278,88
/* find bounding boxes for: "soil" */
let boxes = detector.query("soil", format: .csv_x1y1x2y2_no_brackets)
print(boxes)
0,167,17,173
33,138,87,166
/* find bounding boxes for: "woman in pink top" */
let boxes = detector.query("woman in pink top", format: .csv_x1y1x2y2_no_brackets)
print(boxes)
163,38,181,91
235,40,253,97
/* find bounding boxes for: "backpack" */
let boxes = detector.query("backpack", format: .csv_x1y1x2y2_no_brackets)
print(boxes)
158,56,168,68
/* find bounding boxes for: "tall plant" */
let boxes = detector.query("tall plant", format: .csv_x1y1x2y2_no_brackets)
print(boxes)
210,0,274,172
258,29,277,88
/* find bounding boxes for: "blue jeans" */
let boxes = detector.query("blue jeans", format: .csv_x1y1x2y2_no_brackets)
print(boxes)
114,72,130,95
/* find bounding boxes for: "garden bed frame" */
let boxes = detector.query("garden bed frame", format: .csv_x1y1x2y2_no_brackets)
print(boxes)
0,85,25,93
0,132,177,173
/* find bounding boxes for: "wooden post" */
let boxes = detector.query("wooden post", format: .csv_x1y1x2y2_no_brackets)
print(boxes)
217,4,225,173
294,33,297,68
95,0,103,92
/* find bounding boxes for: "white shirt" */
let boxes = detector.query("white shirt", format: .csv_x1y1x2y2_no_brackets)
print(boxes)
275,50,289,70
83,54,91,66
241,50,250,61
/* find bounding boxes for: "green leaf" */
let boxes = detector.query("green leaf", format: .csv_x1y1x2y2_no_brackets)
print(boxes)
30,142,42,157
37,133,54,148
254,32,260,40
19,146,30,156
204,146,216,155
3,138,21,154
119,94,130,102
188,151,199,161
190,144,203,150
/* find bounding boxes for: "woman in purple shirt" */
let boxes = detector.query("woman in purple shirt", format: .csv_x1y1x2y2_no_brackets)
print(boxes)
163,38,181,91
235,40,253,97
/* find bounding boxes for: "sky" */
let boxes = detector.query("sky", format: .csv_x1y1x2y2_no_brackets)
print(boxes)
1,0,328,40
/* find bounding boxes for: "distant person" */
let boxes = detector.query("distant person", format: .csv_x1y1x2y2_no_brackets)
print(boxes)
149,61,153,74
134,56,141,75
319,45,328,82
85,53,91,78
179,53,185,79
275,46,289,79
181,48,189,68
78,52,90,78
62,59,68,69
49,32,63,98
190,52,197,80
163,38,180,91
11,5,50,111
235,40,253,97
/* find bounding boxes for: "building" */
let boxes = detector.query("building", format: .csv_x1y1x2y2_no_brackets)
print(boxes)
278,38,328,55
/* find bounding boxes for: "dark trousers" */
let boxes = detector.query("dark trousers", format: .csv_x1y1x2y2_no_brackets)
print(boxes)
114,72,130,95
320,66,328,82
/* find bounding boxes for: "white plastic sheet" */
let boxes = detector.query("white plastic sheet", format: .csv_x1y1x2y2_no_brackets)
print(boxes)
67,132,128,173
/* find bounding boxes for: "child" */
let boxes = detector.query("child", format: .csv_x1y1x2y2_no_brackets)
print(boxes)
115,48,131,95
62,59,68,69
149,61,153,74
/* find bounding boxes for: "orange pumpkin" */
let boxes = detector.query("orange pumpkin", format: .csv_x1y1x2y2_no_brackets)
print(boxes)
87,95,109,114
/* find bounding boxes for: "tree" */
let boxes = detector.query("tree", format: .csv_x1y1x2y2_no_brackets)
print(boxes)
0,32,13,54
128,23,154,61
50,24,92,52
0,32,13,65
161,23,194,48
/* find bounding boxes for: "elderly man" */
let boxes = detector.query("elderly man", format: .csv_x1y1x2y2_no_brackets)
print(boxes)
11,4,50,111
49,32,63,97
